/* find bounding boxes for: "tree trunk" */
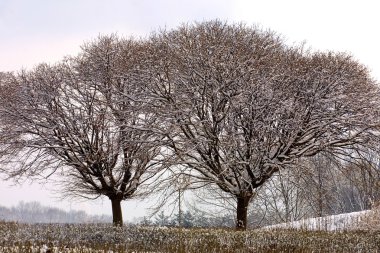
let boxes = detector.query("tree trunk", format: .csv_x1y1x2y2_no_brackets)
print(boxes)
111,198,123,226
236,195,251,230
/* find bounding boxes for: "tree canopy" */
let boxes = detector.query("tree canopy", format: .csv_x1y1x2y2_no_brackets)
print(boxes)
0,21,379,229
143,21,380,229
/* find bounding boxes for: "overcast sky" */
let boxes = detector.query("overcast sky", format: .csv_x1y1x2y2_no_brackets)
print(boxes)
1,0,379,221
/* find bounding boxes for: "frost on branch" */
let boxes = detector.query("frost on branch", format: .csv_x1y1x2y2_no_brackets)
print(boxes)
0,36,165,226
0,21,379,230
145,21,380,229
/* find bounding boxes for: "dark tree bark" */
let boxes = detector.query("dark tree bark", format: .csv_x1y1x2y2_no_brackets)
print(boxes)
111,197,123,226
236,195,252,230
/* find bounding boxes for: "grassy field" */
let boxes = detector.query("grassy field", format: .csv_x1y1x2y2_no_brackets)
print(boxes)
1,221,380,252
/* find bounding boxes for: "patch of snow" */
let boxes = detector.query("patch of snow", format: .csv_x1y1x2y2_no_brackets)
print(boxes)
263,210,371,231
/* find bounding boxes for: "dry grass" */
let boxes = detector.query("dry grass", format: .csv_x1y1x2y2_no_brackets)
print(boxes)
353,205,380,231
1,220,380,252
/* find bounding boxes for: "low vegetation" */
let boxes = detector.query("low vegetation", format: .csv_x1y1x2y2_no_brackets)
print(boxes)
1,221,380,252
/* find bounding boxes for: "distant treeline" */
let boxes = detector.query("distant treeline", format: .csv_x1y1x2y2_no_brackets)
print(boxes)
0,201,111,223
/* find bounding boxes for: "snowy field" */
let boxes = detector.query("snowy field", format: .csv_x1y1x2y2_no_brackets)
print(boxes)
264,210,373,231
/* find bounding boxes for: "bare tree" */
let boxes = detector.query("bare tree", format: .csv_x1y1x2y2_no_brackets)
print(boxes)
1,22,379,230
0,37,164,226
299,155,341,217
256,166,310,225
145,21,380,230
253,151,380,225
338,151,380,211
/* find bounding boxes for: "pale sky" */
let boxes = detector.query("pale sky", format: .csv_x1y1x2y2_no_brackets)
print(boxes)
1,0,380,221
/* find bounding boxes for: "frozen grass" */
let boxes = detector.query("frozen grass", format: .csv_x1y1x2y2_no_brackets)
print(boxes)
1,221,380,252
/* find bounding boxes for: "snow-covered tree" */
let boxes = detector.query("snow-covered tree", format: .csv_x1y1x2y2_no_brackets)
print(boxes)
1,21,379,231
145,21,380,230
0,36,164,226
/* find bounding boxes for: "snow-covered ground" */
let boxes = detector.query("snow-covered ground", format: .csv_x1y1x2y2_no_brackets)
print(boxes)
264,210,374,231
